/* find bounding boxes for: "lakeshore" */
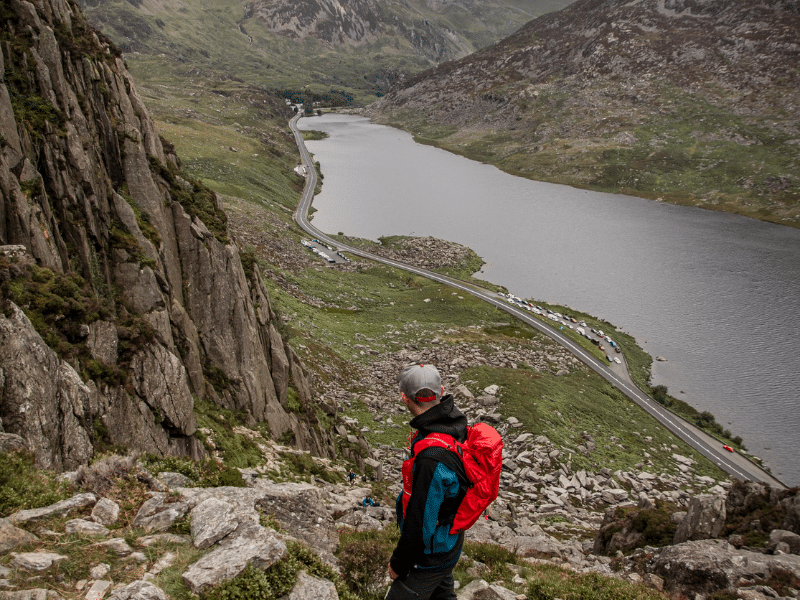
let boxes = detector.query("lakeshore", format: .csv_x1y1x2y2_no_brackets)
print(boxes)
288,113,783,487
295,112,800,486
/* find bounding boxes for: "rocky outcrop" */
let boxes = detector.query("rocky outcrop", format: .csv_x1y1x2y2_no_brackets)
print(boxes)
673,493,726,544
650,539,800,597
251,0,384,47
0,0,332,469
0,302,95,471
2,426,800,600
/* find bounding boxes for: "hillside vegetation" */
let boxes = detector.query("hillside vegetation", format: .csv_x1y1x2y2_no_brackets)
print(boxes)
79,0,573,105
367,0,800,227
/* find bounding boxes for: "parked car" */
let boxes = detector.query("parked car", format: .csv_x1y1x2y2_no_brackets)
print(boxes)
723,445,734,453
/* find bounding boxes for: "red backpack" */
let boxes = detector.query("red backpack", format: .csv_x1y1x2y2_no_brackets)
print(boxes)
401,422,503,534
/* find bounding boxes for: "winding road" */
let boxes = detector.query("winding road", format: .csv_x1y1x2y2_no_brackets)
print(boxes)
288,113,785,489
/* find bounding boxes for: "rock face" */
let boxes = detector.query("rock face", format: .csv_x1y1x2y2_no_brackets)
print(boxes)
673,494,726,544
650,539,800,597
0,0,332,469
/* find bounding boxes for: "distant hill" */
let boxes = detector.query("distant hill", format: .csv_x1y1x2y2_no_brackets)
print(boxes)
78,0,574,103
367,0,800,226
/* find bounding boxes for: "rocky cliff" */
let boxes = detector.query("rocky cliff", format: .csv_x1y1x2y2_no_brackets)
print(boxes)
0,0,334,470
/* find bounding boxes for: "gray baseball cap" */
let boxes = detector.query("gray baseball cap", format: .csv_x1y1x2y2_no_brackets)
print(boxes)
398,363,442,401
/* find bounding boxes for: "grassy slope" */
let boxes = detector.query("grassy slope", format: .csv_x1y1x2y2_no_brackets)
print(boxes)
374,77,800,228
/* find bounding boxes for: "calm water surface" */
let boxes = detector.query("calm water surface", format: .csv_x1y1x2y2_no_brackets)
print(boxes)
299,114,800,486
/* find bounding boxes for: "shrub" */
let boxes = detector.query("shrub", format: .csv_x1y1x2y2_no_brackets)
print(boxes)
201,542,358,600
462,541,518,581
142,454,200,482
285,387,303,414
0,451,71,517
240,247,257,281
337,528,400,599
526,565,666,600
196,460,246,488
73,454,139,496
630,500,679,548
142,454,245,488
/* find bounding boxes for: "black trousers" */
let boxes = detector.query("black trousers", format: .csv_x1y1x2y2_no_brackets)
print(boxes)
385,568,457,600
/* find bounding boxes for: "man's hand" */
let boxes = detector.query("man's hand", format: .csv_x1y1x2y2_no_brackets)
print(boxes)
388,564,398,580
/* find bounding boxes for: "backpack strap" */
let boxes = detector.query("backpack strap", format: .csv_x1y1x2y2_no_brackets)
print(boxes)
416,445,471,490
412,441,470,530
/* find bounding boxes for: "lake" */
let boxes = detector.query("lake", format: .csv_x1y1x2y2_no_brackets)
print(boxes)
299,114,800,486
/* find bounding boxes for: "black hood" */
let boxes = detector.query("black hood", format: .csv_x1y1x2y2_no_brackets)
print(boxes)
409,394,468,443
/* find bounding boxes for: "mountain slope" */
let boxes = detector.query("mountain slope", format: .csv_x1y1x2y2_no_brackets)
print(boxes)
367,0,800,225
78,0,574,103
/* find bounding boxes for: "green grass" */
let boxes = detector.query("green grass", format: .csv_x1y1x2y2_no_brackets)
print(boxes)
302,130,329,141
269,262,506,366
0,452,72,518
134,77,303,212
193,400,272,470
523,564,668,600
459,365,723,480
265,242,726,480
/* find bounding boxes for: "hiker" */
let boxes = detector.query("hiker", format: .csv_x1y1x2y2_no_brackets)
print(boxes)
386,363,468,600
347,469,356,486
361,496,374,507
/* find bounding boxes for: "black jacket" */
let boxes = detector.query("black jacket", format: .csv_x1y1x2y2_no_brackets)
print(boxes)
389,394,469,578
